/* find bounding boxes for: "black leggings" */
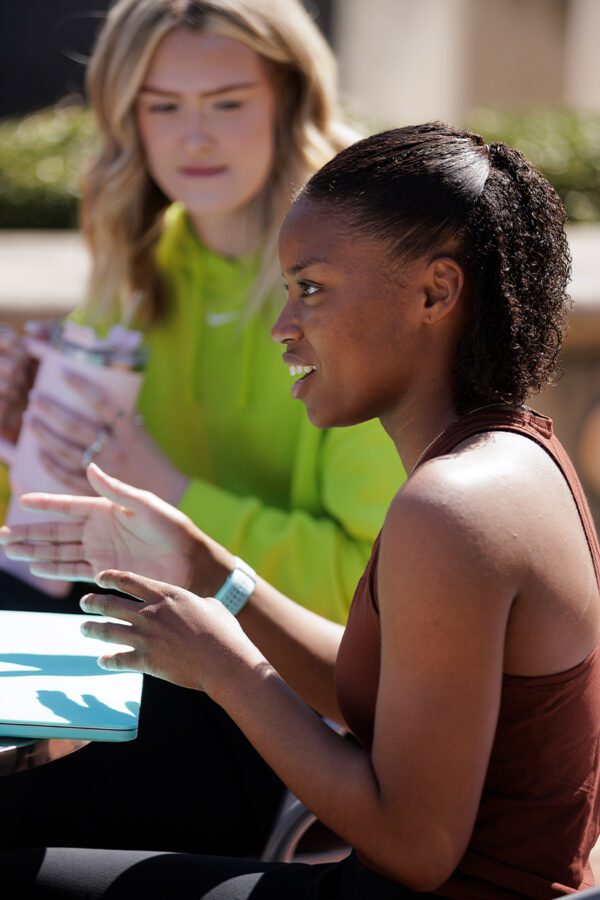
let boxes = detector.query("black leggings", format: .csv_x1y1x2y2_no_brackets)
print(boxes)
0,848,432,899
0,571,284,856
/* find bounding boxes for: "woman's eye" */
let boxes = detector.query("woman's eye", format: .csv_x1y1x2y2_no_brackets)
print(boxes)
214,100,244,111
147,102,178,114
298,283,323,305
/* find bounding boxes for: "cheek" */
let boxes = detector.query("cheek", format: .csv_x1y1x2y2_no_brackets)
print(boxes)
226,105,274,172
136,114,165,166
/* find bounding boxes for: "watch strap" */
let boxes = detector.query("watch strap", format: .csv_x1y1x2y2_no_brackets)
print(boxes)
214,557,256,616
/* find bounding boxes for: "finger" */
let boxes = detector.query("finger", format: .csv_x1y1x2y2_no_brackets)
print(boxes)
0,519,84,543
18,492,104,519
31,561,95,581
86,464,155,515
80,590,145,623
97,650,141,673
38,450,90,492
61,370,117,423
30,395,98,447
30,418,87,470
95,568,176,604
80,616,136,645
4,540,86,563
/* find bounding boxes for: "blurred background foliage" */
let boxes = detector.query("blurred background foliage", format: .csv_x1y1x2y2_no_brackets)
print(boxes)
0,103,96,228
1,102,600,228
467,108,600,223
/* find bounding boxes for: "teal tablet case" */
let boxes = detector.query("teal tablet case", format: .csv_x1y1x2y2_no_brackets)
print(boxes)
0,610,143,742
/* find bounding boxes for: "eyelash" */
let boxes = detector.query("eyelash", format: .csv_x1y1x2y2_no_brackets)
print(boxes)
148,103,178,114
214,100,244,111
282,281,321,302
145,100,244,114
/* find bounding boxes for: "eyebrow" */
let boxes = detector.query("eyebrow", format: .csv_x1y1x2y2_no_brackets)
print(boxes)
286,257,327,276
139,81,259,99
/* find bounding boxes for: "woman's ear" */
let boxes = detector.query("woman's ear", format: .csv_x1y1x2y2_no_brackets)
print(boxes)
422,257,465,324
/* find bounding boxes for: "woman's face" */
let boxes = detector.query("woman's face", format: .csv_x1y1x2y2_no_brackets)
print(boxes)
136,27,276,229
274,197,433,430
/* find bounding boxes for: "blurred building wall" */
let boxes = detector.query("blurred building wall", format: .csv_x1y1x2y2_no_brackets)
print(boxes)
332,0,600,127
564,0,600,111
334,0,470,126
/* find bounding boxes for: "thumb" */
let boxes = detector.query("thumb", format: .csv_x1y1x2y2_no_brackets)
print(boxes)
86,463,154,515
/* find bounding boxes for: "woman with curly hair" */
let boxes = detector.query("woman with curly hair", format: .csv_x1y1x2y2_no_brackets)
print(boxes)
3,122,599,898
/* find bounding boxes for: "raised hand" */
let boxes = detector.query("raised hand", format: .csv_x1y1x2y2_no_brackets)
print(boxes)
78,570,258,694
0,463,231,594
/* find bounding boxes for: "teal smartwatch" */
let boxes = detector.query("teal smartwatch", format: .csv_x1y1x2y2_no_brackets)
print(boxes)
214,557,256,616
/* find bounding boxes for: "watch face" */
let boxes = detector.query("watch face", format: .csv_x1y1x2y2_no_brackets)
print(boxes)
215,561,256,615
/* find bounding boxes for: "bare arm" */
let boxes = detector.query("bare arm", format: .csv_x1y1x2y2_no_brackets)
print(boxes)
207,482,514,888
77,464,515,890
236,577,344,722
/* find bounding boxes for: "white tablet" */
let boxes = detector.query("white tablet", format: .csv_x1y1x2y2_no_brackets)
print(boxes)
0,610,143,742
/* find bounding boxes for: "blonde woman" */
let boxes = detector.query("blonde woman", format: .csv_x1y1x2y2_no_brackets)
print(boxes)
0,0,402,856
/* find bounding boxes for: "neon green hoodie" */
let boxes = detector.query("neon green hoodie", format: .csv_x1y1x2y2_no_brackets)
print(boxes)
1,204,405,622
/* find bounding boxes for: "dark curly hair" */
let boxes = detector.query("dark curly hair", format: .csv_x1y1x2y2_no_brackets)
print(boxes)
300,122,572,414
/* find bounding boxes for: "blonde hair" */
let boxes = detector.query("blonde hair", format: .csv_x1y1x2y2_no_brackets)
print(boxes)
80,0,358,327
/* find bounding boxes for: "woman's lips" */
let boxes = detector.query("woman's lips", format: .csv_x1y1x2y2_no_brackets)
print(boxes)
178,165,227,177
291,368,316,399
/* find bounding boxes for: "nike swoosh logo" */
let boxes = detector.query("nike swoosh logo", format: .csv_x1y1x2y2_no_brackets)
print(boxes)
205,311,239,327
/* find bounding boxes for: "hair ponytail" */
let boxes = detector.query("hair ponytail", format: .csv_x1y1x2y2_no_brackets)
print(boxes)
455,140,572,412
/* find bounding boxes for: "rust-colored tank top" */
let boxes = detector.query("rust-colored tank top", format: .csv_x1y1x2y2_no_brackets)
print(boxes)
335,407,600,898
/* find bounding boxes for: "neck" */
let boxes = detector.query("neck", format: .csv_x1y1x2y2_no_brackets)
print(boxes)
189,207,259,258
381,385,457,475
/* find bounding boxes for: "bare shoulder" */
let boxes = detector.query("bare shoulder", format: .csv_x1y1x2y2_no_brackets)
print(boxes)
390,429,567,534
381,429,569,600
387,432,533,554
380,429,599,672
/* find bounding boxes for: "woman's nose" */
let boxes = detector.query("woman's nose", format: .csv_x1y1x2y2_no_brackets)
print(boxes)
271,300,303,344
184,115,213,155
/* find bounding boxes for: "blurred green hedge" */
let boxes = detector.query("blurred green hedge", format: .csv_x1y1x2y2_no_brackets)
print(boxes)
0,103,96,228
467,108,600,222
1,104,600,227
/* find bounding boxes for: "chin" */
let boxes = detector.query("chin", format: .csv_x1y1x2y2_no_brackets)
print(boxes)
305,404,367,430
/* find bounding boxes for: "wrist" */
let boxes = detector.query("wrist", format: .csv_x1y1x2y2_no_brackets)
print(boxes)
206,639,272,709
184,523,233,596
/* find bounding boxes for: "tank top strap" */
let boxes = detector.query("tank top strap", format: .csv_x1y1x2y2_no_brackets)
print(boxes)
416,405,600,591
